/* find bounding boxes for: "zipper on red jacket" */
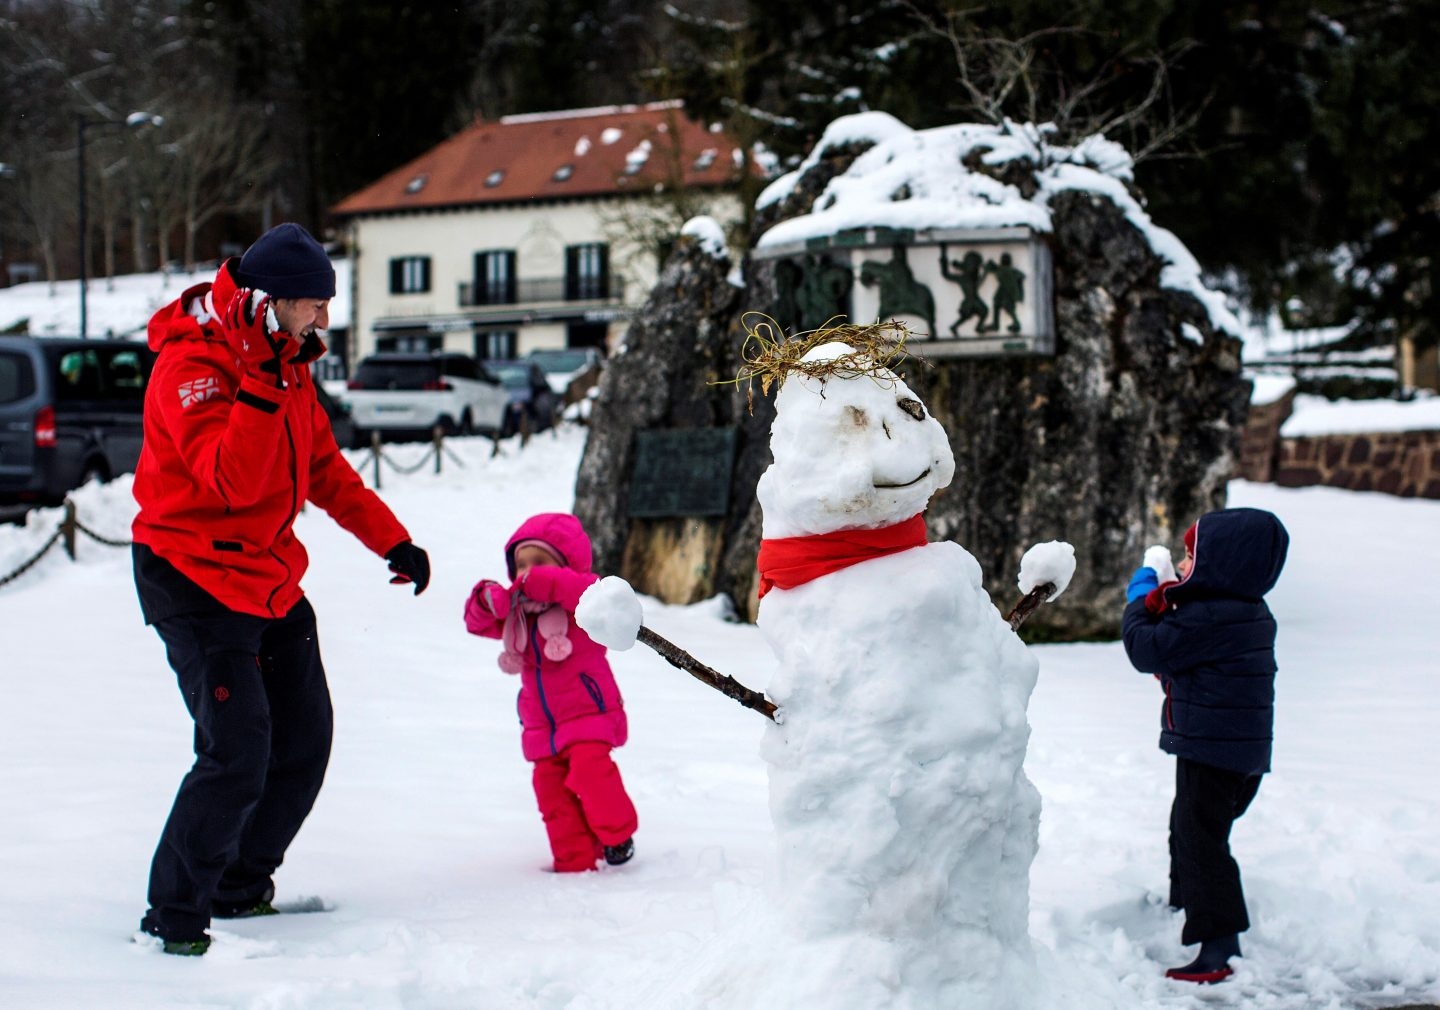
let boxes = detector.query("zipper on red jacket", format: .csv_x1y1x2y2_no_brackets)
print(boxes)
529,622,559,754
262,411,301,616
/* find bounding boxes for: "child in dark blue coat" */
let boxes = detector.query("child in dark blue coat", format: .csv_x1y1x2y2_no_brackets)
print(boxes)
1122,507,1289,984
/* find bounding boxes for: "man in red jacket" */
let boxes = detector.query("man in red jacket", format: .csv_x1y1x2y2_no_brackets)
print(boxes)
131,223,430,956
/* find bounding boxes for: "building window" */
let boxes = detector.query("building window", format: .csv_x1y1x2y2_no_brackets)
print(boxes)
476,330,517,360
473,250,517,305
389,256,431,294
565,243,609,301
377,333,441,353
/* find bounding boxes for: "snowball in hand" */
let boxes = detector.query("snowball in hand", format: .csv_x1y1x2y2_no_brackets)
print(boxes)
1143,544,1177,584
575,576,643,651
1017,540,1076,600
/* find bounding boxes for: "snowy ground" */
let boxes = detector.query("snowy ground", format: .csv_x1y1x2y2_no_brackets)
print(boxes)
1,425,1436,1010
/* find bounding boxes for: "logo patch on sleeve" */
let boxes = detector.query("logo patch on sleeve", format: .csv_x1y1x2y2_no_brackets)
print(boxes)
178,376,222,410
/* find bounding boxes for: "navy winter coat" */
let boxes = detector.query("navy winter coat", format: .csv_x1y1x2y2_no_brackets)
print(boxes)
1122,508,1289,777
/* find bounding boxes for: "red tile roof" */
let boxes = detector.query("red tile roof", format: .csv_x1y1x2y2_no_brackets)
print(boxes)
331,100,748,217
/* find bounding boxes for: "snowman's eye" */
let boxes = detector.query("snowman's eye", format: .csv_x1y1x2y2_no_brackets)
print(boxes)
898,397,925,421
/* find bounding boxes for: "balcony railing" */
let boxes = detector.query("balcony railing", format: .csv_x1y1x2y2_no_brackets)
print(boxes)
457,275,625,307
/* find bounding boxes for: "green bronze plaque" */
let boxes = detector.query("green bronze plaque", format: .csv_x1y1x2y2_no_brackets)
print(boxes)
628,428,737,518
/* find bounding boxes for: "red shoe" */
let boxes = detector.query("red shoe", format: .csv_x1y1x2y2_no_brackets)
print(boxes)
1165,964,1234,984
1165,934,1240,984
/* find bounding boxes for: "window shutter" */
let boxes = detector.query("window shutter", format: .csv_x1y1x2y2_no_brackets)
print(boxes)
390,258,404,294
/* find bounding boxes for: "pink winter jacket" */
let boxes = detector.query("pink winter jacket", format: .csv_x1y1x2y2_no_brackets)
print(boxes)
463,513,628,762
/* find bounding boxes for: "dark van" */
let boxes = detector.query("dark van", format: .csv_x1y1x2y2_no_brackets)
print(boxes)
0,336,156,506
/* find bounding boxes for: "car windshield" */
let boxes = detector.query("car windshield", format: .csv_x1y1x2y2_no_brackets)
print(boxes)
490,364,530,391
528,350,591,374
353,360,442,390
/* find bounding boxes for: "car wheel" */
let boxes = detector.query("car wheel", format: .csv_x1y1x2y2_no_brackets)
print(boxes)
80,458,110,487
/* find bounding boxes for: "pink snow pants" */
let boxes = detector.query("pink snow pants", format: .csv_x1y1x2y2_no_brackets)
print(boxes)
532,741,638,872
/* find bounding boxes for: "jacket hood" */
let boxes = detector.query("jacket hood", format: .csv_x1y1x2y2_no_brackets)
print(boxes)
1168,507,1288,602
146,258,241,351
505,512,593,579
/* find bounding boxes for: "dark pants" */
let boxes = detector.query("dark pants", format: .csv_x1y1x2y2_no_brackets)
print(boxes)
140,598,333,942
1169,757,1262,945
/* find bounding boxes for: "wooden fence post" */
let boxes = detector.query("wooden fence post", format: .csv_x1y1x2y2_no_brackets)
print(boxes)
61,500,77,560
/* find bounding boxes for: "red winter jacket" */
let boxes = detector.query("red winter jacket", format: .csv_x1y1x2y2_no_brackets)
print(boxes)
463,513,627,761
131,259,410,618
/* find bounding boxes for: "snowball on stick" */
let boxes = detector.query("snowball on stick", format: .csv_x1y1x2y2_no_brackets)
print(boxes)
576,576,643,651
1017,540,1076,601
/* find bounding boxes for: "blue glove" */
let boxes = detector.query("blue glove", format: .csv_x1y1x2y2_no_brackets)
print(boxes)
1126,566,1158,604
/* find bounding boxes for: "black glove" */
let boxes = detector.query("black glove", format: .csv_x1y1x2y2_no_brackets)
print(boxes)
385,541,430,595
224,288,294,387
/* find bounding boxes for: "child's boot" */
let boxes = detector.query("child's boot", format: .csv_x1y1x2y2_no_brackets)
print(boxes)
603,837,635,866
1165,933,1241,983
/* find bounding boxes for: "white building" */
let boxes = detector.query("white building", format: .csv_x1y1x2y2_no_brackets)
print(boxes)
329,100,751,374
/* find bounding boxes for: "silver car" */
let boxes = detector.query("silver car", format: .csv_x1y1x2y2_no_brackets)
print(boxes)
343,352,509,441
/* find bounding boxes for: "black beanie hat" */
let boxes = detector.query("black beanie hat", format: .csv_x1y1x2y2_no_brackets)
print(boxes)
236,223,336,299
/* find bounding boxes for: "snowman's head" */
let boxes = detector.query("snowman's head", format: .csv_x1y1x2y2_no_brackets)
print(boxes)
757,341,955,538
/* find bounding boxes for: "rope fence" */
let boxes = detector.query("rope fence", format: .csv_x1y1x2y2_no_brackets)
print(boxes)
354,416,548,490
1,420,554,587
0,500,133,589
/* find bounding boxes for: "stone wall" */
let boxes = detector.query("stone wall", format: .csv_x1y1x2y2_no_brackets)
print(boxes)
1237,389,1297,483
1274,429,1440,498
1238,390,1440,499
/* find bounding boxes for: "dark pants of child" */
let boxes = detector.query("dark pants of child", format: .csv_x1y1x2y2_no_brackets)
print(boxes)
1169,756,1263,945
532,741,638,872
140,598,333,943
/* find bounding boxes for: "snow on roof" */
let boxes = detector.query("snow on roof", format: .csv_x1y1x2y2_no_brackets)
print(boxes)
755,114,1240,337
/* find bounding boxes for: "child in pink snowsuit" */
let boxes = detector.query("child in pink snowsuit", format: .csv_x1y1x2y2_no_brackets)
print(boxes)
464,512,638,872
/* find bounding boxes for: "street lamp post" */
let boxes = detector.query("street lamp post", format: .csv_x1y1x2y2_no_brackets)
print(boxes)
77,111,162,338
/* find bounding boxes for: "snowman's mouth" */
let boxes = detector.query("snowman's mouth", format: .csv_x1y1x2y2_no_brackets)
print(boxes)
874,467,931,489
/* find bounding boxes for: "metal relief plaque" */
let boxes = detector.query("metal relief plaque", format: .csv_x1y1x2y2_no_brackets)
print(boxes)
627,428,737,518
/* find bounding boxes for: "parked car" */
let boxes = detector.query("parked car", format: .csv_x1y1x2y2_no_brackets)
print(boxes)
342,352,509,441
488,359,561,437
525,346,604,405
0,336,156,506
313,381,360,450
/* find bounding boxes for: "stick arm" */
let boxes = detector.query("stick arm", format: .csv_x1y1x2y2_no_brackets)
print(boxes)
635,626,780,722
1004,582,1056,631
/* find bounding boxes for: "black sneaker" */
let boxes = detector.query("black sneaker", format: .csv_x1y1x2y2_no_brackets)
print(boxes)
137,928,211,956
213,899,279,919
214,886,278,919
603,837,635,866
162,937,211,956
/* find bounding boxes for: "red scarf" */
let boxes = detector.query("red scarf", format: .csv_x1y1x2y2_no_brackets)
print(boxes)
756,514,930,598
1144,579,1181,614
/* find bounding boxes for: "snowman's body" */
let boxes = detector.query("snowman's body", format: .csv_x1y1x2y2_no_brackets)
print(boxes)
755,342,1040,1002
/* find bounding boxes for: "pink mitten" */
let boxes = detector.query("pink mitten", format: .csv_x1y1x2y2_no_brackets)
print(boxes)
474,579,510,618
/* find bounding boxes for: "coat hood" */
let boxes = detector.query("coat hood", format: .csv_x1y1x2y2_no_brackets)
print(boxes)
505,512,593,579
1167,507,1288,603
146,258,241,352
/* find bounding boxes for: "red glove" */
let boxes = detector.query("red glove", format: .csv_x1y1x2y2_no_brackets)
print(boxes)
224,288,296,386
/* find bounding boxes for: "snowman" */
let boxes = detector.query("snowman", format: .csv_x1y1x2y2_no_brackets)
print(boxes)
750,339,1051,1005
578,336,1071,1007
